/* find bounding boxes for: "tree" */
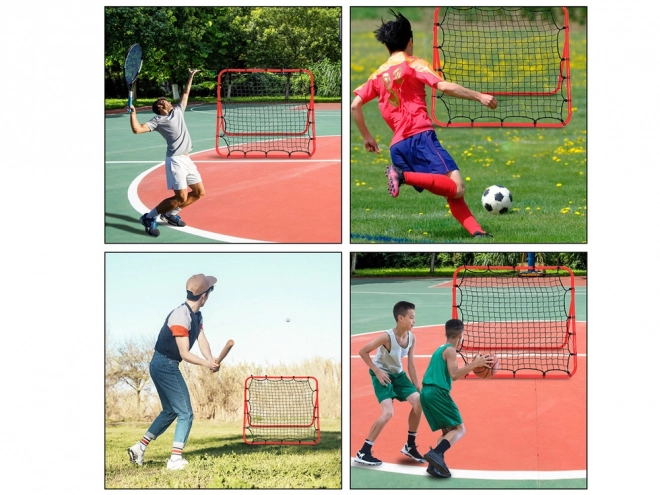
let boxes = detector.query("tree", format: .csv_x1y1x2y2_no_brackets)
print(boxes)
108,337,154,418
231,7,341,69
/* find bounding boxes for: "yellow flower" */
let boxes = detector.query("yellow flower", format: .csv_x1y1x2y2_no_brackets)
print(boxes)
556,183,562,187
466,177,471,181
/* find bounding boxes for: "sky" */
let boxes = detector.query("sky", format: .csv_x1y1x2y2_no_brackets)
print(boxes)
105,252,341,365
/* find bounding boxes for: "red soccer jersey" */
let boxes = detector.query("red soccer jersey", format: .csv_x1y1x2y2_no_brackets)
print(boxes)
353,52,443,146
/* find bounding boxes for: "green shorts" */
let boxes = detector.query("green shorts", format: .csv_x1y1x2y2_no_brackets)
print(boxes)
420,385,463,432
370,370,418,403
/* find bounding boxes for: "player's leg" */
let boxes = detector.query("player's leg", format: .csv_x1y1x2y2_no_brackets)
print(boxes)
401,391,425,462
387,131,459,198
444,170,490,237
355,398,394,466
420,386,461,477
164,365,194,470
129,352,177,464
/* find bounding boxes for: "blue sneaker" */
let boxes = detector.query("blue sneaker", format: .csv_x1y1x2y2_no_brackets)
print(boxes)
160,213,186,227
139,214,160,237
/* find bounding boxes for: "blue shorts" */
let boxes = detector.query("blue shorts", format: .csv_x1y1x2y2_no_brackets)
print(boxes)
390,130,459,192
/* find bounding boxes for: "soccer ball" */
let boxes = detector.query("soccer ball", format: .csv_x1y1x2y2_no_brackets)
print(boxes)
481,185,513,214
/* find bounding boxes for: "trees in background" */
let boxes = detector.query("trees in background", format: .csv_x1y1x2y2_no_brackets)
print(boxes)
105,7,341,99
352,252,587,273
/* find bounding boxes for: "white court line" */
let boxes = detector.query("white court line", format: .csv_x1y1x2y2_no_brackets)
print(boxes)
351,461,586,480
351,321,586,338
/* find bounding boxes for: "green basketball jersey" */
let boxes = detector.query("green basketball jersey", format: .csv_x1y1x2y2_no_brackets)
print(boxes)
422,343,453,391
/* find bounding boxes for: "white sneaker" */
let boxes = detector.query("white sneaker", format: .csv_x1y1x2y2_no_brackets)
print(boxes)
166,457,189,470
127,443,145,466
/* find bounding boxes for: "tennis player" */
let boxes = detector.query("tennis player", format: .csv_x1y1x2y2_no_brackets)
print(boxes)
351,10,498,238
420,319,493,478
129,69,204,237
354,301,425,466
127,274,220,470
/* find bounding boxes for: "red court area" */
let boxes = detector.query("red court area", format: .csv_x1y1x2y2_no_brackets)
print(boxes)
350,322,586,472
137,136,340,242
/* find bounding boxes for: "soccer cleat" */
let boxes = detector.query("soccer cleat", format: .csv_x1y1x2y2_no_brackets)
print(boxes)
426,464,450,478
354,450,383,466
401,443,426,463
424,449,451,478
160,213,186,227
139,214,160,237
385,165,405,198
166,457,189,470
472,231,493,238
127,443,145,466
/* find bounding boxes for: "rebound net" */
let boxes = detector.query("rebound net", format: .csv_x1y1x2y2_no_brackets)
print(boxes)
216,69,316,158
452,265,577,378
432,7,571,127
243,375,320,445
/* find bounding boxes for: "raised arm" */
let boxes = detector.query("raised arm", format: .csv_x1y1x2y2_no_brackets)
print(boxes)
436,81,498,109
179,69,200,111
351,95,380,153
129,106,152,134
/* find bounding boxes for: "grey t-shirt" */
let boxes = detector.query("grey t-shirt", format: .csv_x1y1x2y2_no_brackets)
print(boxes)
145,105,193,157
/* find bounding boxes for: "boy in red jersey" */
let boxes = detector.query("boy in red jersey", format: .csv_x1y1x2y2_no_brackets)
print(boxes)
351,10,498,238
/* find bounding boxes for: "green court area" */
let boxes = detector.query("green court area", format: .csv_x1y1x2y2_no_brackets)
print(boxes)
350,277,586,335
105,103,340,243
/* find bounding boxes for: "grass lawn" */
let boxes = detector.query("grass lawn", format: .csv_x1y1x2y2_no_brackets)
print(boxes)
105,419,340,488
350,8,587,243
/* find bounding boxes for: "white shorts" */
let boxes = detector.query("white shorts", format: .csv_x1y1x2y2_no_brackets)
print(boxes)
165,154,202,191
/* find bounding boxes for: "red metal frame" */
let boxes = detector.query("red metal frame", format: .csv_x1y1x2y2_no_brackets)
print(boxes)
243,375,320,445
216,68,316,158
432,7,572,128
451,265,578,378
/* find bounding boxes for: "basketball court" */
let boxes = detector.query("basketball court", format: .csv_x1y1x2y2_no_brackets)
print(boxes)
105,102,340,243
350,277,587,489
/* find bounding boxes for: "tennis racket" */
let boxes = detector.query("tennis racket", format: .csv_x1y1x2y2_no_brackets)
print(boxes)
215,339,234,364
124,43,143,113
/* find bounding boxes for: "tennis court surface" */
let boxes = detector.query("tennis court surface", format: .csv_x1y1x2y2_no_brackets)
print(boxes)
350,277,586,488
105,103,340,243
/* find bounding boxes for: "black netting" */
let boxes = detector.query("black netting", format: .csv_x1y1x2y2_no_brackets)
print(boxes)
433,7,570,127
453,266,576,377
244,376,320,444
217,70,315,157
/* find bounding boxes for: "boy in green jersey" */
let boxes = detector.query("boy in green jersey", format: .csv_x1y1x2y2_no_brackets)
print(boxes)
420,319,493,478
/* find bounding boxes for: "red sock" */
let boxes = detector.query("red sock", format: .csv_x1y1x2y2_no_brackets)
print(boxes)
403,172,457,198
447,197,484,236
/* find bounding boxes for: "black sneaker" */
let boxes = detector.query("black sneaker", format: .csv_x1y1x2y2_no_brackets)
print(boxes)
401,442,426,463
426,464,449,478
354,450,382,466
160,213,186,227
472,231,493,238
424,449,451,478
139,214,160,237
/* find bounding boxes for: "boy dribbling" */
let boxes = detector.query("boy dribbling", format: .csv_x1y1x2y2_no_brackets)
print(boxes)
354,301,425,466
420,318,493,478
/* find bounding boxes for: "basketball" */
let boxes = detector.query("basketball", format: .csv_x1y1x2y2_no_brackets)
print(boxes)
473,354,499,379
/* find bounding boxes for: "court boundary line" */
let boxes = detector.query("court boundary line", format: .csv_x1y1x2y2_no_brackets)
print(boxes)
351,462,586,480
127,150,270,243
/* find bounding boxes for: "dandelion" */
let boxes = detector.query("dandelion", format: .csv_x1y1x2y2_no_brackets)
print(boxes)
466,177,471,181
361,182,366,186
418,212,424,215
366,208,370,212
423,232,428,236
556,183,562,187
575,211,581,215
